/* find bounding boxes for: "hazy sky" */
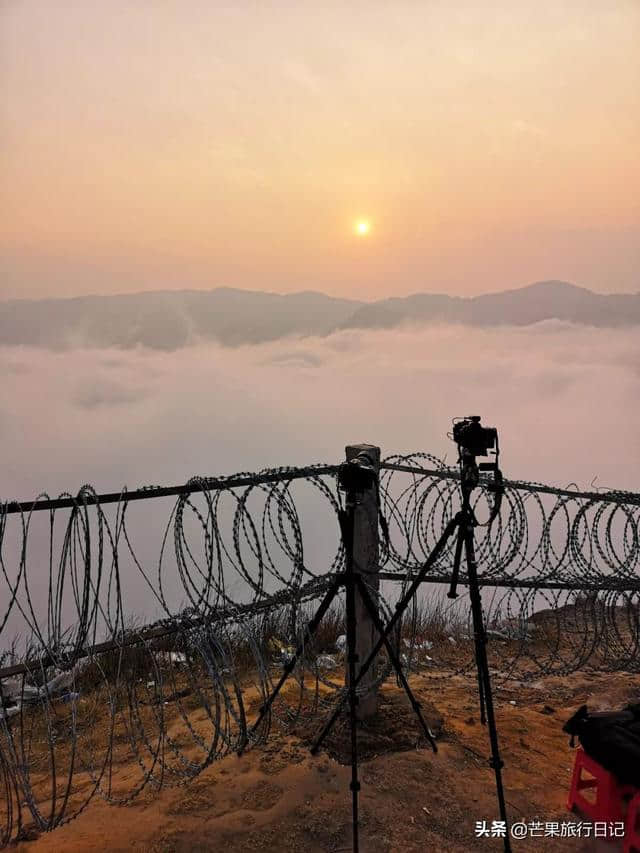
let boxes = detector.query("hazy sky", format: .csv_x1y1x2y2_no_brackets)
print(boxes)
2,1,639,300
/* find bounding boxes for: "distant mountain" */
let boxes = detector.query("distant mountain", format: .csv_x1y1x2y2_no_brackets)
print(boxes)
0,281,638,350
0,288,361,350
341,281,640,330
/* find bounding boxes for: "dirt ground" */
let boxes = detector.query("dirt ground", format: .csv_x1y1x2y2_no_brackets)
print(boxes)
13,666,640,853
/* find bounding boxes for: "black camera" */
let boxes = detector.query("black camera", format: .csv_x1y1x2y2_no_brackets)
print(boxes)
337,450,378,494
452,416,497,457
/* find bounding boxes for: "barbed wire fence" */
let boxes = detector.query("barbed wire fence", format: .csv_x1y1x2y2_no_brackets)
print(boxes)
0,453,638,844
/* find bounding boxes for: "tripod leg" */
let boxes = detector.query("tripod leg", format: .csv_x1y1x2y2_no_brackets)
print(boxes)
354,575,437,752
452,520,486,722
311,513,462,753
475,634,486,726
344,513,361,853
447,522,465,599
238,574,342,755
463,522,511,853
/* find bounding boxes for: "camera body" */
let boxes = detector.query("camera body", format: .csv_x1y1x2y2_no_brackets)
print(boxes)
452,416,497,457
337,449,378,494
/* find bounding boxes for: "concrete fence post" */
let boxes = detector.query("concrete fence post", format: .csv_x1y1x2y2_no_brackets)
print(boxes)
345,443,381,719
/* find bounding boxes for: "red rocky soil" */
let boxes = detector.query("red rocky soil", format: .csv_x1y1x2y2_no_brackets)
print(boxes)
15,667,640,853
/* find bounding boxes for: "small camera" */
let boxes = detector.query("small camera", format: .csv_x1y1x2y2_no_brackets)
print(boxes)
452,416,497,457
337,450,378,494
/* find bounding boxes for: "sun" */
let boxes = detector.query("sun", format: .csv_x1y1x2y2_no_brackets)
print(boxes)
355,220,370,236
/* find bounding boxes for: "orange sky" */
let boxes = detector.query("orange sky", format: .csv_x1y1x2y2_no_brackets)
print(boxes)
1,1,639,300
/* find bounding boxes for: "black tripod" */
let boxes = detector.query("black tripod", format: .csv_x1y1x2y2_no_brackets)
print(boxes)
240,424,511,853
311,427,511,853
446,481,511,853
239,455,437,853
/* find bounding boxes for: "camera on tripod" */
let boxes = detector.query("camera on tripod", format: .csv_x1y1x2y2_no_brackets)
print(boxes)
452,416,497,458
337,449,378,495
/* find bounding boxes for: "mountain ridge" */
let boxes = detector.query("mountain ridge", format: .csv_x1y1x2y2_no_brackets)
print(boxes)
1,280,638,350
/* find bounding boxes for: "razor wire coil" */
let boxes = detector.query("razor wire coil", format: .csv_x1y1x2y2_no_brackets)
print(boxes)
0,455,638,844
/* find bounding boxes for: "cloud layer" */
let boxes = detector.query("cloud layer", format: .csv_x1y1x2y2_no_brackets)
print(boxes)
2,322,638,500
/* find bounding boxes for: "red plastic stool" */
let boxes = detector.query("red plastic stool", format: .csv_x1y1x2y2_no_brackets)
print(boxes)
567,749,635,822
625,791,640,853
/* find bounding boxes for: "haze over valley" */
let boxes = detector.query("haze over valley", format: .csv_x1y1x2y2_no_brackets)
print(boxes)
2,285,638,505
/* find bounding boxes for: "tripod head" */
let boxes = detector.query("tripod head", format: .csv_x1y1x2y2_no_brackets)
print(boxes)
447,415,504,601
450,415,503,521
337,449,378,505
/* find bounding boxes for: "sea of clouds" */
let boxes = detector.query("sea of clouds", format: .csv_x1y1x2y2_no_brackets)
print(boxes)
2,321,638,499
